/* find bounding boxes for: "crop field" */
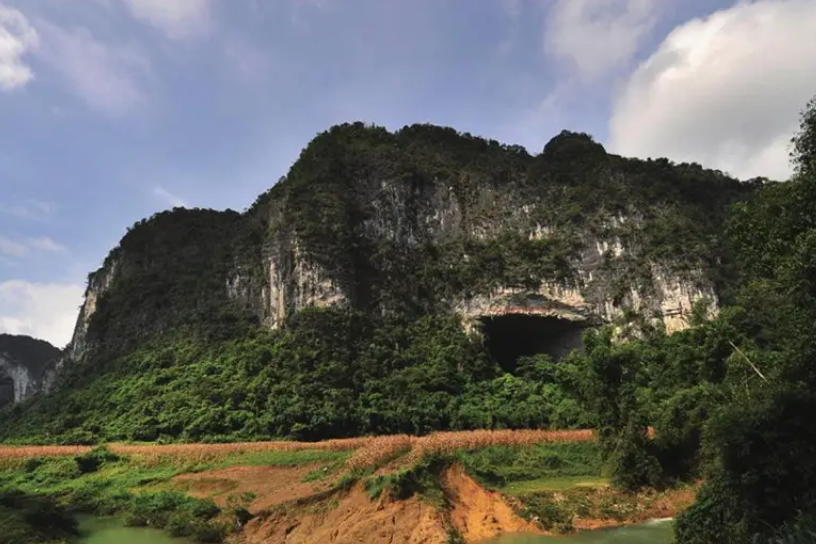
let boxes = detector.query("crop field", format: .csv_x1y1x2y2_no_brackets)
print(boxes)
0,428,596,468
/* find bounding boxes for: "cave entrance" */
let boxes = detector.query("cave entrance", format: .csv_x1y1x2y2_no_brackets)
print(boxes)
481,315,586,372
0,369,14,409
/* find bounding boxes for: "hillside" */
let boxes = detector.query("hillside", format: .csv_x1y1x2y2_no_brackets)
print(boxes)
0,125,756,444
3,95,816,544
0,335,60,409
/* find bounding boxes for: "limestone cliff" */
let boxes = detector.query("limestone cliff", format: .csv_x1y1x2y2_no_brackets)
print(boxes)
0,334,60,407
60,124,753,370
222,126,741,343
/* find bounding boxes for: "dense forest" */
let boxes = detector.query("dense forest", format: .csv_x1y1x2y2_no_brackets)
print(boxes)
583,94,816,542
2,89,816,542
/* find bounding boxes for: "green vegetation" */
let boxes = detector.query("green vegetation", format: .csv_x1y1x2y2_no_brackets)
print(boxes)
5,89,816,543
0,315,590,443
571,93,816,543
0,115,752,444
0,446,339,543
1,447,223,542
364,453,453,508
210,449,349,469
457,442,601,491
0,488,78,543
0,334,60,371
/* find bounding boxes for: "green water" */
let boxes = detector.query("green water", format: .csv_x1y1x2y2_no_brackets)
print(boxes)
488,518,674,544
73,515,189,544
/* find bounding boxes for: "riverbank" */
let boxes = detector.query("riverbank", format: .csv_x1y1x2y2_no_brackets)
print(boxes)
0,431,695,544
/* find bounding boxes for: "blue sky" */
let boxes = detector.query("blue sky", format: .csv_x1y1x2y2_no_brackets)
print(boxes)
2,0,816,346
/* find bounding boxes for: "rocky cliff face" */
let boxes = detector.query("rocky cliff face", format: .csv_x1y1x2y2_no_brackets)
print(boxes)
60,124,752,371
58,259,119,368
220,127,737,345
0,334,60,406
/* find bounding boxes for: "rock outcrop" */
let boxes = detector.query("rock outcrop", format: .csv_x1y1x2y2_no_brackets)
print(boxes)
58,124,752,373
0,334,60,407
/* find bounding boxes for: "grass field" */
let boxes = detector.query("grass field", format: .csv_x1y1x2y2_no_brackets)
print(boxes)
500,475,610,494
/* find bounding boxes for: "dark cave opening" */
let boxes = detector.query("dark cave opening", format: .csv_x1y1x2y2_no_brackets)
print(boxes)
481,314,586,372
0,370,14,409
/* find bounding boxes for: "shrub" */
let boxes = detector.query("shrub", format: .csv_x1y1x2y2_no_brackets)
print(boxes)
75,445,122,474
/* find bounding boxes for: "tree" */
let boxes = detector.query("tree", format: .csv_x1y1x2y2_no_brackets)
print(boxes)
791,94,816,177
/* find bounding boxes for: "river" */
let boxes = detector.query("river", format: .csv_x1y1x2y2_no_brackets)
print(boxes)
71,514,673,544
487,518,674,544
73,515,188,544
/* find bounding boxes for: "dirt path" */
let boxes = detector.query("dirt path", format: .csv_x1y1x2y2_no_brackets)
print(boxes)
173,464,337,513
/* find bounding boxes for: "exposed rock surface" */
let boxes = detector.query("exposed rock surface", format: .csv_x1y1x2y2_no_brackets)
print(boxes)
0,334,60,407
57,124,752,374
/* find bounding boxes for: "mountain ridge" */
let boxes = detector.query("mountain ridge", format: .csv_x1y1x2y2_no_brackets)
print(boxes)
0,122,757,442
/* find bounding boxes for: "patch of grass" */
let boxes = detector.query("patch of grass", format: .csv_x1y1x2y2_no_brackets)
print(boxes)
0,453,229,542
516,492,574,532
364,453,453,508
514,486,665,532
501,475,609,495
457,441,602,491
211,449,351,469
301,458,348,483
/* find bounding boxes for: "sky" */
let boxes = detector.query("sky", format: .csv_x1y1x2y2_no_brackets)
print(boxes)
1,0,816,348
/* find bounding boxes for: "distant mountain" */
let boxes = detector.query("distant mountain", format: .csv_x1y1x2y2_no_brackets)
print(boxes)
0,334,60,408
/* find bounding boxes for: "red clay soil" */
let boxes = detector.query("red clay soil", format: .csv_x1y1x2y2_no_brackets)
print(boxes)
176,459,695,543
173,464,335,512
235,465,545,544
442,465,542,543
239,484,449,544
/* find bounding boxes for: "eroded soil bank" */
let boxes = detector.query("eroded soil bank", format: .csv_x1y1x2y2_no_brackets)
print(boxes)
164,463,695,544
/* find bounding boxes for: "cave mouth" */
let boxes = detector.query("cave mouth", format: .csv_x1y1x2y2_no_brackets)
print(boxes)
481,314,586,373
0,370,14,409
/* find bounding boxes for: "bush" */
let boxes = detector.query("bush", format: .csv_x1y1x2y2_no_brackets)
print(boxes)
609,423,663,492
458,442,601,489
122,491,224,542
75,445,122,474
0,488,78,543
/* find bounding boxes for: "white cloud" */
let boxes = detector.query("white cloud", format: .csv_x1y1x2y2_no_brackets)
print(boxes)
123,0,211,39
0,199,56,220
545,0,657,81
0,237,27,257
0,3,38,91
0,235,65,257
0,280,84,348
33,19,151,116
153,186,187,208
609,0,816,181
28,237,65,253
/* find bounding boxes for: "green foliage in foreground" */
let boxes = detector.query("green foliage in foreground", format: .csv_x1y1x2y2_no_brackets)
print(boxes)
0,488,78,544
577,92,816,543
0,446,338,543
